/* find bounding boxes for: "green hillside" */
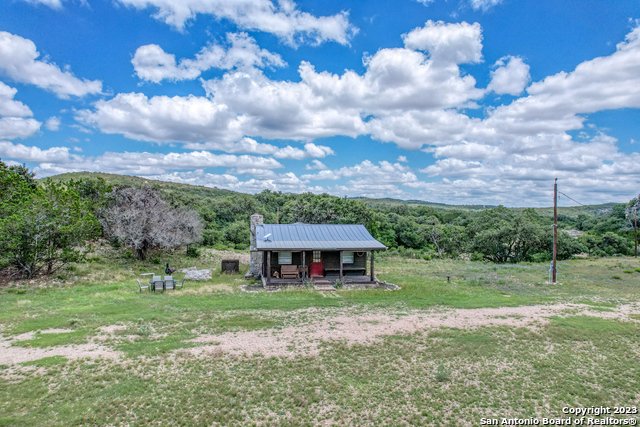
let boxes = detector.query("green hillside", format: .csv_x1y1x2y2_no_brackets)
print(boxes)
43,172,618,217
42,172,236,200
36,171,633,261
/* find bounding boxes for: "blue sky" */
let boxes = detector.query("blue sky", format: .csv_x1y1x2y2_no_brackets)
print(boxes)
1,0,640,207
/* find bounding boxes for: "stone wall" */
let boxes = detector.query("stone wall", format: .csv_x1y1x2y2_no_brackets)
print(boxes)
248,214,263,277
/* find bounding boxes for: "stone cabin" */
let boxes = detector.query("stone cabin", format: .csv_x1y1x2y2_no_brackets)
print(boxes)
248,214,387,287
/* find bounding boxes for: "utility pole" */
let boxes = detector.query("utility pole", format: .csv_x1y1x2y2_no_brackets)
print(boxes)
276,207,279,224
552,178,558,283
627,195,639,257
633,204,638,258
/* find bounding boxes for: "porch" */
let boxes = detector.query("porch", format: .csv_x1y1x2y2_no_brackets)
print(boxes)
260,249,379,288
260,273,382,288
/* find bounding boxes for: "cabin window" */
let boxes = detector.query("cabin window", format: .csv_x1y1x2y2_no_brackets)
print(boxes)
278,251,292,264
342,251,354,264
313,251,321,263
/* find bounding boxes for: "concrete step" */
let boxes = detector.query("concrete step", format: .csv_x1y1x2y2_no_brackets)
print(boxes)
313,284,336,291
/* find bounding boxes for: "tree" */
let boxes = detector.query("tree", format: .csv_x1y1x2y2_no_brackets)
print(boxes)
469,207,547,263
428,224,465,258
599,231,630,256
102,187,203,260
626,195,640,257
0,161,101,278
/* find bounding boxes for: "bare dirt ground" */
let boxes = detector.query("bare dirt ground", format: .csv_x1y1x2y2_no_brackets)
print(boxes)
0,327,123,365
188,302,640,359
0,339,121,365
1,303,638,365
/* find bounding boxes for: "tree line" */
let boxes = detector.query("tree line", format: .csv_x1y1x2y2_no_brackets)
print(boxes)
0,161,637,278
0,161,201,278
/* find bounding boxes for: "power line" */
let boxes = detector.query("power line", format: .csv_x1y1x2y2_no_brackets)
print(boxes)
557,191,586,206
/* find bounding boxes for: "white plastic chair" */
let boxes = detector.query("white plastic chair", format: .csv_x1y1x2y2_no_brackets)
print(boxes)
164,275,175,291
152,275,163,292
137,279,149,293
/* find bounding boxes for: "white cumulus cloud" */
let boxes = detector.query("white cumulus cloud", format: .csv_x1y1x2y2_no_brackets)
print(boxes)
18,0,64,9
132,33,286,83
0,31,102,99
487,56,530,95
305,159,328,170
45,116,61,131
116,0,357,46
468,0,503,11
0,140,285,178
402,21,483,64
0,81,33,117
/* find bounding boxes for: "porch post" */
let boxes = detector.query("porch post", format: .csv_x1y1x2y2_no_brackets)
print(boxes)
302,251,306,279
267,251,271,285
339,251,343,280
370,250,375,282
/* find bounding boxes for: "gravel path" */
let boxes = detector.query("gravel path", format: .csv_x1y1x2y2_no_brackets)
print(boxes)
188,303,640,358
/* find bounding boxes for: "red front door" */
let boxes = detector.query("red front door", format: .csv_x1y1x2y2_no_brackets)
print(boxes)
310,262,323,277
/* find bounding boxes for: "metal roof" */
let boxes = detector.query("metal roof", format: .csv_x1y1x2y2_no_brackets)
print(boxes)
255,224,387,251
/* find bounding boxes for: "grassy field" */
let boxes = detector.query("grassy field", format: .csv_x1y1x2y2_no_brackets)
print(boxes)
1,249,639,426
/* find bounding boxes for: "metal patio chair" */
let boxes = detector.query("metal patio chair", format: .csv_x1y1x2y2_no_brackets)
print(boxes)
137,279,150,293
152,275,163,292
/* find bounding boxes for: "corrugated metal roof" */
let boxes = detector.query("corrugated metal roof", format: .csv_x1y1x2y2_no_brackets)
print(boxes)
255,224,387,251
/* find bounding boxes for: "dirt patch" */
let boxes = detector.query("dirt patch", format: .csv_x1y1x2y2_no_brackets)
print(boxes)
0,338,122,365
12,328,75,342
97,325,128,335
187,303,640,359
0,326,125,365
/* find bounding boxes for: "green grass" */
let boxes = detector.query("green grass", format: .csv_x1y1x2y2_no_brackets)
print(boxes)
20,356,68,368
1,254,639,425
12,329,89,348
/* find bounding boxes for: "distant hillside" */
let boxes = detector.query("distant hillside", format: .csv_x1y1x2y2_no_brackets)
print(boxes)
352,197,497,212
41,172,236,200
529,203,620,219
42,172,621,217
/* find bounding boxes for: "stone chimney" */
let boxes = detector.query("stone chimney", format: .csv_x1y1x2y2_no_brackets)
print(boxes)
248,213,263,278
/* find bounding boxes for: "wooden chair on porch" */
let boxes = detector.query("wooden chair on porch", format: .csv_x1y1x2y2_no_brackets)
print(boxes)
298,265,308,279
281,264,298,279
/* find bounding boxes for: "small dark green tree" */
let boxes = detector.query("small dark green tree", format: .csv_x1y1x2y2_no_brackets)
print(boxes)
0,161,101,278
469,207,547,263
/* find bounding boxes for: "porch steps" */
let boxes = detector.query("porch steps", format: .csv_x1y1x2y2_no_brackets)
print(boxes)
313,282,336,291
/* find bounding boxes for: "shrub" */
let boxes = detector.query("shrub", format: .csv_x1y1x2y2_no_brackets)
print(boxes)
186,245,200,258
435,363,451,382
0,162,101,278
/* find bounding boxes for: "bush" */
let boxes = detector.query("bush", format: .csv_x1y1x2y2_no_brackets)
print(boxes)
186,245,200,258
470,252,484,262
435,363,451,382
0,162,101,278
